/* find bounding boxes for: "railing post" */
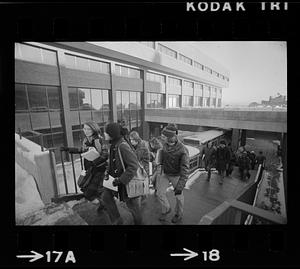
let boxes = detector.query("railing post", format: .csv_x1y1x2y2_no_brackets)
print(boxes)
60,148,69,194
18,127,22,140
70,153,78,194
49,148,59,198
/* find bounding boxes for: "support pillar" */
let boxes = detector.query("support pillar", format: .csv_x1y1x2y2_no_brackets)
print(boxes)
57,51,74,148
141,69,148,140
231,129,240,152
240,129,247,147
110,62,118,123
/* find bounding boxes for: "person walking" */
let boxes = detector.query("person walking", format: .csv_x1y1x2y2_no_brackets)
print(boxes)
202,141,216,181
148,137,163,193
226,142,235,177
216,140,230,185
129,131,150,176
255,151,266,169
156,123,189,224
249,151,256,170
237,150,251,181
80,121,108,204
101,122,143,225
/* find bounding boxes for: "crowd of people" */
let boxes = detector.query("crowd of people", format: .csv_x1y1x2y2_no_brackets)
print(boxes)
68,119,267,225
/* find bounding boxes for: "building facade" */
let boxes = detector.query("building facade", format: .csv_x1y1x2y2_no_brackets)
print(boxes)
15,41,230,160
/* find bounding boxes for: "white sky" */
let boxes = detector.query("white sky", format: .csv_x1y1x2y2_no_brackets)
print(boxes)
190,41,287,106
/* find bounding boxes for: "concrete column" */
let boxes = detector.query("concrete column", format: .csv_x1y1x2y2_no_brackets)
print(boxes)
165,75,169,109
141,68,148,140
231,129,240,151
110,62,118,122
240,129,247,147
57,51,74,147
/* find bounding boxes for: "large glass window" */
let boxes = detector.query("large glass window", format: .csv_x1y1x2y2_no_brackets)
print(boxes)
183,80,193,88
157,44,177,58
15,84,28,111
179,54,192,65
15,43,57,66
146,72,166,83
116,90,142,133
27,85,48,111
194,96,203,107
65,54,110,74
169,77,181,86
194,61,204,70
115,65,141,78
147,93,164,108
15,83,64,161
168,94,180,108
182,96,193,107
68,87,111,149
218,98,222,107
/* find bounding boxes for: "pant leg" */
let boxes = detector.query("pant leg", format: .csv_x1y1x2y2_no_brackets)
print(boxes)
156,173,171,214
206,163,212,179
169,175,184,218
126,197,142,225
101,188,121,223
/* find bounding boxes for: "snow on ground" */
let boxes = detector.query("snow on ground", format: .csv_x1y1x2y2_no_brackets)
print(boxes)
15,163,45,223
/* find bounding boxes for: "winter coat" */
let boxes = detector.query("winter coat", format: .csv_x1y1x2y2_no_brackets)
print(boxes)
81,135,108,200
82,135,108,173
237,154,251,170
160,140,190,192
203,145,216,166
133,140,150,175
216,146,231,171
108,137,139,202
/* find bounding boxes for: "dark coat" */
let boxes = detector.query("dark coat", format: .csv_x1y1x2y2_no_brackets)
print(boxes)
216,146,231,171
81,135,108,200
237,153,251,170
160,140,190,191
108,138,139,202
203,145,216,166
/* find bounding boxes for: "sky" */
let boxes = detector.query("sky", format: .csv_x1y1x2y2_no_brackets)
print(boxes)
189,41,287,106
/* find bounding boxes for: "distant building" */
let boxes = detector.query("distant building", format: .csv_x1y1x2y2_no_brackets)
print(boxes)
249,94,287,108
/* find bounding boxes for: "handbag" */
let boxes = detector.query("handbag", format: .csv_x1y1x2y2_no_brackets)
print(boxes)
117,144,150,198
77,167,93,190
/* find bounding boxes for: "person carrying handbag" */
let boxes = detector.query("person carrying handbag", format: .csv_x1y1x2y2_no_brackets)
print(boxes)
101,122,143,225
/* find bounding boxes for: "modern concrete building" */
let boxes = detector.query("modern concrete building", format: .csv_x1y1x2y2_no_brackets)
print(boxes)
15,41,230,160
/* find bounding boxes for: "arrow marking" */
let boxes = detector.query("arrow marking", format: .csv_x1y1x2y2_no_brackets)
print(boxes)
170,248,198,261
17,250,44,262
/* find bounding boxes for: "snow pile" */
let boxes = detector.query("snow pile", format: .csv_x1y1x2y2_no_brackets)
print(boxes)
15,163,45,223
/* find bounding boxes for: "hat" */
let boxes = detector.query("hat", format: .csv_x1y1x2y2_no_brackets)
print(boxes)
105,123,121,140
162,123,178,138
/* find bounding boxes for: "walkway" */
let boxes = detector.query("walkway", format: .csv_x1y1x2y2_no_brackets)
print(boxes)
141,166,257,225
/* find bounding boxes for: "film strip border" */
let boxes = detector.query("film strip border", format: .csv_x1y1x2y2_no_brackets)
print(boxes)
9,227,292,266
4,2,296,41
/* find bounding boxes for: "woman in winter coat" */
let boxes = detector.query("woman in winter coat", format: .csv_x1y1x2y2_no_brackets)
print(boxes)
101,122,142,225
129,131,150,175
80,121,108,203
